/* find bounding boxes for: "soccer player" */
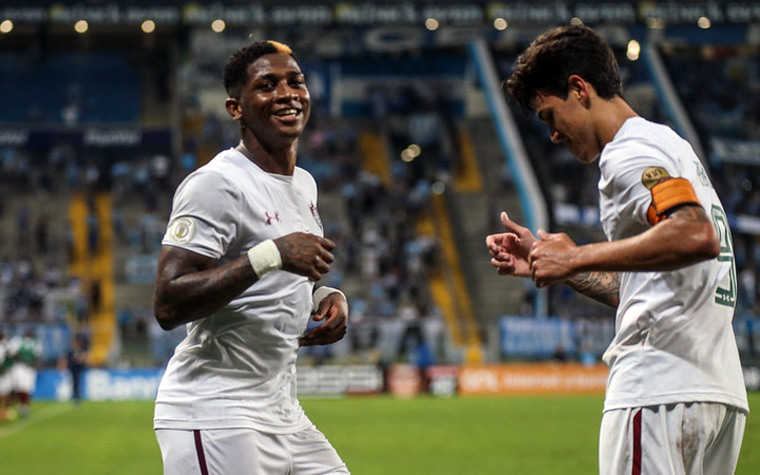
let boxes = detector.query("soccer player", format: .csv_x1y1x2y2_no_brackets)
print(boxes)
8,329,42,418
486,25,748,474
0,330,12,420
153,40,350,474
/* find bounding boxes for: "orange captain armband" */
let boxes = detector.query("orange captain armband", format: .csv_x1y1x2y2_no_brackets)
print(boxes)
646,177,701,225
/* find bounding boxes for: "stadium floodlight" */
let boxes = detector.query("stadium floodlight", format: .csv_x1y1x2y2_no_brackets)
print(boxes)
211,19,226,33
493,18,507,31
424,18,439,31
141,20,156,34
0,19,13,34
74,20,89,34
626,39,641,61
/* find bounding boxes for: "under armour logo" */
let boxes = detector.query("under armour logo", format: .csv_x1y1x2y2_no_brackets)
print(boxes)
265,211,281,225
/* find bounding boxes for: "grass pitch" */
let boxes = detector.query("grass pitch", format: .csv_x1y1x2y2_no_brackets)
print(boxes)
1,393,758,474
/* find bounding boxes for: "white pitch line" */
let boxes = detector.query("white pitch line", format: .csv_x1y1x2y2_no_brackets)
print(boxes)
0,403,72,439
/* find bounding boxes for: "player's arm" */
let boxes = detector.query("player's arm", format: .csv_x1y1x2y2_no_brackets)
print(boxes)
530,168,719,288
154,232,337,331
153,246,257,330
563,271,621,308
530,204,719,288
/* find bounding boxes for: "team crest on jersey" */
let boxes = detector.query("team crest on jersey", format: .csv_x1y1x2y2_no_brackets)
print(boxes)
168,217,196,244
309,201,323,230
641,166,671,190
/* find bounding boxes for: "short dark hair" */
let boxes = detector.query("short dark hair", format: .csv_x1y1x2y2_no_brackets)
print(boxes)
505,25,622,111
222,40,296,98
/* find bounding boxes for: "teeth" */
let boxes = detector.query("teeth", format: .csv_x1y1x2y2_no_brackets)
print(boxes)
275,109,298,116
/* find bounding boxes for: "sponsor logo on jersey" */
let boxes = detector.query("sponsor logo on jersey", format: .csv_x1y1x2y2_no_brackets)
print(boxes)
265,211,281,225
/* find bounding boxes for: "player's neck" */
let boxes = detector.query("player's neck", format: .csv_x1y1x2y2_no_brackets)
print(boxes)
594,96,638,148
237,138,297,175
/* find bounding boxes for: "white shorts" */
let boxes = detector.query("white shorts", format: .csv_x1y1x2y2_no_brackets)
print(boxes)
0,372,12,395
11,364,37,394
600,402,745,475
155,425,349,475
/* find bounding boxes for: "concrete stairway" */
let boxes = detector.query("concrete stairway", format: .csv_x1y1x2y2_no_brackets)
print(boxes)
445,118,528,356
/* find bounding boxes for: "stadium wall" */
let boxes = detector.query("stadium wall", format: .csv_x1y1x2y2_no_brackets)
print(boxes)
33,363,760,401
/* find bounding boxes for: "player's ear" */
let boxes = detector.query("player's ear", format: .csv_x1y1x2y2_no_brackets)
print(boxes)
225,97,242,120
567,75,590,107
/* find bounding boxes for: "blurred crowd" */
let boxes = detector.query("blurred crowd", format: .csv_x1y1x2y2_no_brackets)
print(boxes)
1,41,759,374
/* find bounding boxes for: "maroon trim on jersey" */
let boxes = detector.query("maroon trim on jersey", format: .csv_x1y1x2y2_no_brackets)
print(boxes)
632,409,642,475
193,430,209,475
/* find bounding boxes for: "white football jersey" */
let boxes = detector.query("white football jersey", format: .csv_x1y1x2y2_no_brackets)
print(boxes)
154,148,324,434
598,118,748,413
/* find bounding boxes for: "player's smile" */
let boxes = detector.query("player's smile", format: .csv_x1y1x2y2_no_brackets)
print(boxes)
271,106,303,125
238,53,311,140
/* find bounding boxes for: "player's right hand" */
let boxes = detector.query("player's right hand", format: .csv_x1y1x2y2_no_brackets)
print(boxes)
485,211,536,278
275,232,335,281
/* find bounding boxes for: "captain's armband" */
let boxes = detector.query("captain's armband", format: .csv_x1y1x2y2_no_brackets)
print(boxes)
646,177,701,225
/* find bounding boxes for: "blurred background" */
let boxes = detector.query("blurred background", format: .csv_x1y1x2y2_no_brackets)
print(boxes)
0,0,759,403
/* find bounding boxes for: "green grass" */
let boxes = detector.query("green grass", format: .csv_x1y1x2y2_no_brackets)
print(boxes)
1,393,758,474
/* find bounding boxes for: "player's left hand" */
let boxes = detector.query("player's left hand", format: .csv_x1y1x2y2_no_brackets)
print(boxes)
529,230,579,287
486,211,536,277
299,292,349,346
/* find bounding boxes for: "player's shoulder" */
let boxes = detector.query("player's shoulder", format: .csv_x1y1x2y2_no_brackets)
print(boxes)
198,148,247,175
610,118,680,151
178,150,241,190
294,165,316,182
294,166,318,191
601,118,681,173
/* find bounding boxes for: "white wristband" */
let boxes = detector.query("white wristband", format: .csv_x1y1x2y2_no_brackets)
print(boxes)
247,240,282,278
312,286,345,310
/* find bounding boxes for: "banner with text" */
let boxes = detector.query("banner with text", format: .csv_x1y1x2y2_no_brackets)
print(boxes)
458,363,609,395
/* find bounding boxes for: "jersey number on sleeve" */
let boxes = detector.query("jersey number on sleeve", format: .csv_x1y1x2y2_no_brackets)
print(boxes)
711,205,736,308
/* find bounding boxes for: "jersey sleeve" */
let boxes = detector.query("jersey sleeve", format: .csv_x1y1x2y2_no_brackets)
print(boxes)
162,169,241,259
600,138,681,227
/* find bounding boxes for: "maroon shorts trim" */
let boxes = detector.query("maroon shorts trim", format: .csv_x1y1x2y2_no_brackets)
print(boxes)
632,409,642,475
193,430,209,475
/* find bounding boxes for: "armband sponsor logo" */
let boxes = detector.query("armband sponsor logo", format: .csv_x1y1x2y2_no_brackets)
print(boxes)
168,217,196,244
641,166,671,190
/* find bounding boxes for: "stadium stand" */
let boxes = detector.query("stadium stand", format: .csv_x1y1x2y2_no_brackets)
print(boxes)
0,1,759,380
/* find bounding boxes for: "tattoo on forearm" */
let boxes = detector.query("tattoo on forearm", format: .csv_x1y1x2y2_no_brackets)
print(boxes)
565,271,620,308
